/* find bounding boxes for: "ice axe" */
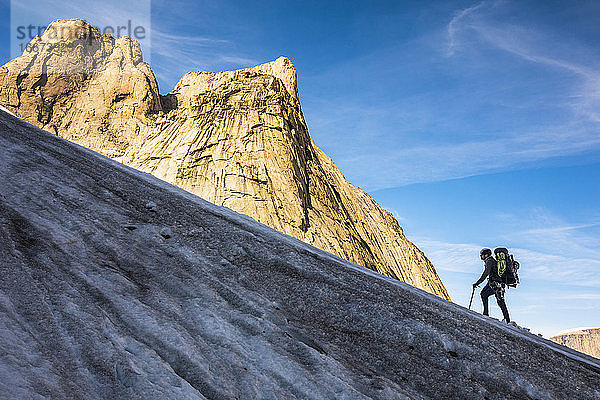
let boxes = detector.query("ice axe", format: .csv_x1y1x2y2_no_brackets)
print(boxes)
468,286,476,310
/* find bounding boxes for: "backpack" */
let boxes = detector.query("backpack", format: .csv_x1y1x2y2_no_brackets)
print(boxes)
494,247,520,288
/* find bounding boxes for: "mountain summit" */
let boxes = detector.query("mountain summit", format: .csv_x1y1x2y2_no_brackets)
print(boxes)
0,18,448,299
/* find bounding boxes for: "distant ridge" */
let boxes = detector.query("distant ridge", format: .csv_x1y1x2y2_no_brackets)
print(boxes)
551,328,600,360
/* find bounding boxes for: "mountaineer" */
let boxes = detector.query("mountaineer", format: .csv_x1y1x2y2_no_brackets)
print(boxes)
473,248,510,323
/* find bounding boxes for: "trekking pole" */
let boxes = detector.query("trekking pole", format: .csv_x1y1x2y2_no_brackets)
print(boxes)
468,286,475,310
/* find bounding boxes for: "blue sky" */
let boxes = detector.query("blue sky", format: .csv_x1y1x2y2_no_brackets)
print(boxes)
1,0,599,337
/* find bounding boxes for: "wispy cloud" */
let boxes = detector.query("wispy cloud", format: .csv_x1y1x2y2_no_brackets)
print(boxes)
412,239,482,274
446,1,600,124
557,294,600,300
511,304,543,315
151,29,227,66
446,1,488,56
414,218,600,288
218,55,260,65
150,27,259,91
152,30,230,45
413,225,599,336
502,208,600,261
512,248,600,287
307,2,600,190
334,121,600,191
387,209,407,223
519,223,600,239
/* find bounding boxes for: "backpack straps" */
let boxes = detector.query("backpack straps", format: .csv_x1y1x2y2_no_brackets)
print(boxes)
494,248,509,278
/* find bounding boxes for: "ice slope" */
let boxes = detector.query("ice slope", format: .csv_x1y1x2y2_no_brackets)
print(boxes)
0,108,599,399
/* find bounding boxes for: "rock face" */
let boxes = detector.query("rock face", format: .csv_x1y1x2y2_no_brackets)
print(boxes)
2,109,600,399
551,328,600,360
0,18,449,300
0,19,161,156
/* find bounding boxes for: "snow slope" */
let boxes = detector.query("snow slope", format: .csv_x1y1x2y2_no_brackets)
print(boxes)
0,109,599,399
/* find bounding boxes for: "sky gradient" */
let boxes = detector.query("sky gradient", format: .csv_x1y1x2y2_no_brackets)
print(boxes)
1,0,599,337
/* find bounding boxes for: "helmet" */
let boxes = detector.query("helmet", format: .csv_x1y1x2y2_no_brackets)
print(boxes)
480,248,492,257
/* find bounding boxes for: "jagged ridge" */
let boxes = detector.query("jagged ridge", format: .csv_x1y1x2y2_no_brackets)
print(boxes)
0,18,449,300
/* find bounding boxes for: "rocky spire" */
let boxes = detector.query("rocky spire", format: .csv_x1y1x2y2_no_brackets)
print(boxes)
0,18,450,300
246,56,299,99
